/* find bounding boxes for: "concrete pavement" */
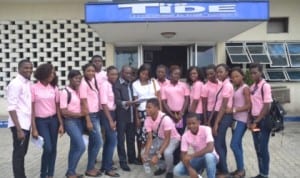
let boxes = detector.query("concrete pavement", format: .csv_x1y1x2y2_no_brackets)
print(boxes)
0,122,299,178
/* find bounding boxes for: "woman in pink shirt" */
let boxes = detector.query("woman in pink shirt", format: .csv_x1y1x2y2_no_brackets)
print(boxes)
31,63,63,178
80,63,102,177
249,63,272,178
60,70,86,178
201,64,223,126
229,67,251,178
213,64,234,178
187,66,205,123
99,66,120,177
143,98,180,178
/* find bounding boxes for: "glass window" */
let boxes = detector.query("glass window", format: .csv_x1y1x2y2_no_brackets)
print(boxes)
196,46,215,67
265,69,287,81
115,47,138,71
225,43,251,64
286,69,300,81
246,43,271,64
267,43,289,67
286,43,300,67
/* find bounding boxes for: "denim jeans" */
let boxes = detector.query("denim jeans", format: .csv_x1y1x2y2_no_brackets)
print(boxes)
215,114,233,173
252,117,271,177
11,127,30,178
230,120,247,171
100,111,117,172
85,113,102,171
35,116,59,178
173,153,218,178
64,118,86,176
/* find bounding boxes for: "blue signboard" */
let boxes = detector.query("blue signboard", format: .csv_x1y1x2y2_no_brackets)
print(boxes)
85,2,269,23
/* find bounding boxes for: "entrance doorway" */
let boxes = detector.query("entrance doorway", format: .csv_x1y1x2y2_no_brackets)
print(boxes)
143,46,187,77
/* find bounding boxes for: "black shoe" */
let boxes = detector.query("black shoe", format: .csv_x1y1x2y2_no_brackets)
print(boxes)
166,172,173,178
251,175,267,178
128,159,143,165
120,164,131,171
154,168,166,176
105,171,120,177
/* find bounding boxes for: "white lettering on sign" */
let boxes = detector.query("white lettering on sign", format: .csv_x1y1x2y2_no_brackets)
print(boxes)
118,3,236,14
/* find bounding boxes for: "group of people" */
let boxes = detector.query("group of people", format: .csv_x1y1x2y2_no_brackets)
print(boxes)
7,55,273,178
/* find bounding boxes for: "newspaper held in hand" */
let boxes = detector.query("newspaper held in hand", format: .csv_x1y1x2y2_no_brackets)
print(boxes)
31,136,44,149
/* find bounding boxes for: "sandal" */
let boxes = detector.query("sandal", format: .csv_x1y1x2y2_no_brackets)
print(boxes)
105,171,120,177
232,170,245,178
85,170,102,177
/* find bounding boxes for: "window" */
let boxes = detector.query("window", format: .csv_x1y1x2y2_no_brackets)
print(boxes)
246,43,271,64
226,43,251,64
115,47,138,71
197,46,215,67
267,17,288,33
265,69,287,81
286,43,300,67
286,69,300,81
267,43,289,67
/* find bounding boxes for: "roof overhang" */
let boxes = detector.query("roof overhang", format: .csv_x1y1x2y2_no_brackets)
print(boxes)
85,1,269,45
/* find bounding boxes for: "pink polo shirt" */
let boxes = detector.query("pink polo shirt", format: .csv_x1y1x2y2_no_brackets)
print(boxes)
31,82,59,118
233,84,249,123
181,125,219,160
190,81,204,114
215,78,234,112
144,111,181,141
7,74,32,130
161,81,190,111
100,80,116,111
60,86,81,113
79,78,100,113
95,70,107,84
201,80,223,112
250,79,272,116
157,79,170,90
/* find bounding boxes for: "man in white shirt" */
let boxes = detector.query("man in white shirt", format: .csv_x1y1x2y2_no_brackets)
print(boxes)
7,59,33,178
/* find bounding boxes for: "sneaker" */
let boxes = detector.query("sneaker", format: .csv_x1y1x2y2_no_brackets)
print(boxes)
251,175,268,178
166,172,173,178
154,168,166,176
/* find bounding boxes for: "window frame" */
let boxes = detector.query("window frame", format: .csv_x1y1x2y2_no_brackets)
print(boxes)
286,42,300,68
264,69,288,81
266,42,290,67
285,68,300,81
225,43,251,64
246,42,271,64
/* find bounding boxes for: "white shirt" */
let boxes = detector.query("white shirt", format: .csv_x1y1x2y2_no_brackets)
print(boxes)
7,74,32,130
132,79,160,111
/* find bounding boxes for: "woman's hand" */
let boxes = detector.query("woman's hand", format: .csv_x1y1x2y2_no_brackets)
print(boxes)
58,125,64,137
213,123,219,136
31,129,39,139
86,120,93,132
136,118,141,129
109,120,117,131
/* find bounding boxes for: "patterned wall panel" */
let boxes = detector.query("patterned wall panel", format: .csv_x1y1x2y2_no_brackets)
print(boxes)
0,19,105,97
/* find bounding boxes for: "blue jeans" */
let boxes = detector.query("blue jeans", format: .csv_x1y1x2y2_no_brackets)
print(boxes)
230,120,247,171
215,114,233,173
85,113,102,171
64,118,86,176
252,117,271,177
173,153,218,178
35,116,59,178
100,111,117,172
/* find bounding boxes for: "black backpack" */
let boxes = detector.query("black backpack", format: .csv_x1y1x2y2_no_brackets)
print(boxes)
261,83,286,136
62,88,71,105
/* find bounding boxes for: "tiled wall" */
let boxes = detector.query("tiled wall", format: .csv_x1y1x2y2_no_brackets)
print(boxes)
0,19,105,97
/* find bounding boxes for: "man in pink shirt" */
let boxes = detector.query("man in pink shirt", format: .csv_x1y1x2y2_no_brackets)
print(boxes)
143,98,180,178
173,113,218,178
91,55,107,84
156,65,170,89
7,59,33,178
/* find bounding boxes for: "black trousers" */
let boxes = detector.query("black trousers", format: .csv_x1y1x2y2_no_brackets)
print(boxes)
11,127,30,178
116,121,136,164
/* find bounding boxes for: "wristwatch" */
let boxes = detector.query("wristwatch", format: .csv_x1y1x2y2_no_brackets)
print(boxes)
156,151,162,159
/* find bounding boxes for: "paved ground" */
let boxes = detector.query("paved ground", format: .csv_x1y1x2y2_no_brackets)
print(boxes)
0,122,299,178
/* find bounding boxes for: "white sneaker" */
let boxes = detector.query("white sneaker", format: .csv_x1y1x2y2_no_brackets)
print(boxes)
198,175,203,178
